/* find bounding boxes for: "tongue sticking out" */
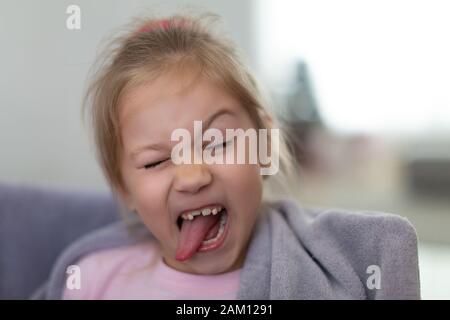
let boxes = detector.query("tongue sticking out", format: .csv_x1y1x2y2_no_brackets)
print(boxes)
175,213,222,261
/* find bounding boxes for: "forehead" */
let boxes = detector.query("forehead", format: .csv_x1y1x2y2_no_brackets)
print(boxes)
119,72,243,132
119,74,230,117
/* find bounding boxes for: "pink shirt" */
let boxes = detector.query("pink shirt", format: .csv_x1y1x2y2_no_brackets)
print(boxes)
63,240,241,300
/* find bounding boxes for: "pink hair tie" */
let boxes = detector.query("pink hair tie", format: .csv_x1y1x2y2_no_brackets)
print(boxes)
135,18,188,35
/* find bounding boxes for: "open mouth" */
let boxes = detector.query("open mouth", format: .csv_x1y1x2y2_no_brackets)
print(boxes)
175,204,230,261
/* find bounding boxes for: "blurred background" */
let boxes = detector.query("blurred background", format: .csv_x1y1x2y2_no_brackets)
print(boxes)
1,0,449,299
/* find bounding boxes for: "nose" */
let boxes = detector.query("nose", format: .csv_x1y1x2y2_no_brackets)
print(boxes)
173,163,212,194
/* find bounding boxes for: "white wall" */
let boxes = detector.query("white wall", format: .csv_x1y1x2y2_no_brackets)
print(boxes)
257,0,450,135
0,0,258,192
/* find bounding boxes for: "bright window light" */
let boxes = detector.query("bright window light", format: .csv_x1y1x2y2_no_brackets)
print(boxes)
257,0,450,134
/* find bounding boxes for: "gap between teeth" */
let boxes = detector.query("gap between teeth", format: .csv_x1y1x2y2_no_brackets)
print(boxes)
181,206,224,220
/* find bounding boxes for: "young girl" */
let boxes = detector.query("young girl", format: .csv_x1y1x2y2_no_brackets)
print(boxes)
39,12,420,299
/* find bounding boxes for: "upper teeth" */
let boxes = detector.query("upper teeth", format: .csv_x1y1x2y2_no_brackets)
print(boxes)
181,205,223,220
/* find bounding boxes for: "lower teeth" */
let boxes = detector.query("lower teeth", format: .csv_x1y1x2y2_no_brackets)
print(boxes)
202,212,227,245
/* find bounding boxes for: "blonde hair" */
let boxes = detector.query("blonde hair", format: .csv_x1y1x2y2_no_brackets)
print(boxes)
82,11,300,212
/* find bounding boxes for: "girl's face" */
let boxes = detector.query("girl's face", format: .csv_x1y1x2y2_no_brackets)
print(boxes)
118,72,264,275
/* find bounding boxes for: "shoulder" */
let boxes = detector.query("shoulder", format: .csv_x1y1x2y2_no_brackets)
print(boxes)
71,241,156,274
269,198,418,248
43,219,153,299
306,204,417,249
63,241,158,300
267,199,420,299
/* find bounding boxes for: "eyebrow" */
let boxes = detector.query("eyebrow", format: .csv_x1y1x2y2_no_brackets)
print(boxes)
130,108,235,157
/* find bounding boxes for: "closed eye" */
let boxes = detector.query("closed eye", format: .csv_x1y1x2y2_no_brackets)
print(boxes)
205,139,233,150
143,158,170,170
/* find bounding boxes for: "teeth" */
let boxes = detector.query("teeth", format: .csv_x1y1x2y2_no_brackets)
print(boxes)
191,210,201,217
180,205,224,220
201,212,228,245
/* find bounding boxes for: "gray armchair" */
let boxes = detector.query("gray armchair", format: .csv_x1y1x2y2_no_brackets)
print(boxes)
0,183,120,299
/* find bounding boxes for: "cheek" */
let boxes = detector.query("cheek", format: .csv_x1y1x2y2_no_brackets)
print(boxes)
217,164,263,251
125,172,172,233
122,163,169,208
216,163,263,211
134,179,165,210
